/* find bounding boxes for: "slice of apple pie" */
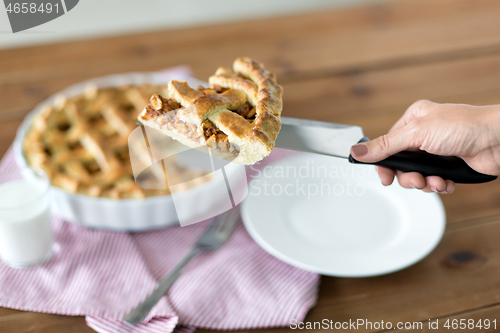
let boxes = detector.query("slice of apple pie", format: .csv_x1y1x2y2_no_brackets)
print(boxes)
138,57,283,164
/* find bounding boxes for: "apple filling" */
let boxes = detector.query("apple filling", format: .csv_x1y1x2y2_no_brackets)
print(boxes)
139,85,255,159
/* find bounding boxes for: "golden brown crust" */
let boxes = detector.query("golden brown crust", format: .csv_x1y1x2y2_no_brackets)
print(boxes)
23,84,209,199
139,57,283,164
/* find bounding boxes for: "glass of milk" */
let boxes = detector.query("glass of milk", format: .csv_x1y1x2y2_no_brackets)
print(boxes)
0,166,54,268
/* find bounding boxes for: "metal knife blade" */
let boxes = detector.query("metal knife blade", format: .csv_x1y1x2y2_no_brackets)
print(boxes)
275,116,365,159
274,116,497,184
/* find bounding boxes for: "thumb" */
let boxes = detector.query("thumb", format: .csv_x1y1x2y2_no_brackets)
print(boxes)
350,127,418,163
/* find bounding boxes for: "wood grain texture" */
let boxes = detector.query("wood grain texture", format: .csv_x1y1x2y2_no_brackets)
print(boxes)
199,218,500,333
2,0,500,81
2,0,500,332
3,0,500,125
390,304,500,332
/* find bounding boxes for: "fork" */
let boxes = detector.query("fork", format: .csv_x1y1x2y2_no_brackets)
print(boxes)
123,207,241,325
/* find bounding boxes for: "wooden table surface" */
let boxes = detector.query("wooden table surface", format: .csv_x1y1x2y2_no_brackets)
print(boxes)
2,0,500,331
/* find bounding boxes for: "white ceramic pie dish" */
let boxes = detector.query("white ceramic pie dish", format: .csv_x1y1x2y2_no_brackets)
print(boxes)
13,71,245,231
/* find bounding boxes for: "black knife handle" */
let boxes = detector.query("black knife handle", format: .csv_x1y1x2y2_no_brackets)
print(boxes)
348,137,497,184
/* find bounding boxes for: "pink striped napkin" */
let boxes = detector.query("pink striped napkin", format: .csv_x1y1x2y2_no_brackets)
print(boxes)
0,145,319,333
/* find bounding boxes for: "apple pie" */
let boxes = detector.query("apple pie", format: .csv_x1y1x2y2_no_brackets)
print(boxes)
23,84,209,199
138,57,283,165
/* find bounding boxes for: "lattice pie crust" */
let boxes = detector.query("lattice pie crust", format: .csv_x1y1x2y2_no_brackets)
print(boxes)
138,58,283,165
23,84,207,199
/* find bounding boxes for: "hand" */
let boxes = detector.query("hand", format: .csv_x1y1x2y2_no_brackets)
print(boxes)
350,100,500,194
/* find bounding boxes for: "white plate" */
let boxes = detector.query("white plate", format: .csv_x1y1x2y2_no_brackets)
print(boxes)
242,153,446,277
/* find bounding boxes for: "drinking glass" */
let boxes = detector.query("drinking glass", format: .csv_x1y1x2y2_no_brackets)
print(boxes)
0,166,53,268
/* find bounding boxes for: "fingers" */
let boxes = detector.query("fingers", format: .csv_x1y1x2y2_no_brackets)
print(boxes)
419,176,455,194
381,170,456,194
395,171,426,189
357,99,458,194
375,166,396,186
389,99,435,133
443,180,456,194
350,126,420,163
350,100,438,163
420,176,447,193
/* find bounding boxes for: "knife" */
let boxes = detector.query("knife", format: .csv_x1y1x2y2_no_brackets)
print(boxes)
275,117,497,184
